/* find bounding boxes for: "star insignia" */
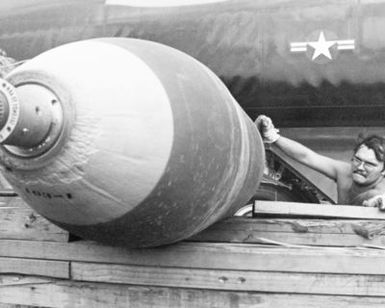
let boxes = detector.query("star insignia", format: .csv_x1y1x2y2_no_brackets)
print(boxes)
308,31,336,60
290,31,355,63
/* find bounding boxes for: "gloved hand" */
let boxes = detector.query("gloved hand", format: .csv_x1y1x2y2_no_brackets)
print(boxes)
363,194,385,211
255,115,280,144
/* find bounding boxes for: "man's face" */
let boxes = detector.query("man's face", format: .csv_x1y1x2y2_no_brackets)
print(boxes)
351,145,385,186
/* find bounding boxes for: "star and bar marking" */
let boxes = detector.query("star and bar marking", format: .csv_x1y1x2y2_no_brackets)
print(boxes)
290,31,355,61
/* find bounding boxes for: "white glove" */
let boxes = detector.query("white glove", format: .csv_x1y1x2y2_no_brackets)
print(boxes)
363,194,385,211
255,115,280,144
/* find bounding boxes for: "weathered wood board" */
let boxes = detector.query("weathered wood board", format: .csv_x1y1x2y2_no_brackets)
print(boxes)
0,256,69,278
190,217,385,246
254,201,385,219
2,275,385,308
1,199,385,307
71,261,385,296
1,240,385,275
0,198,69,242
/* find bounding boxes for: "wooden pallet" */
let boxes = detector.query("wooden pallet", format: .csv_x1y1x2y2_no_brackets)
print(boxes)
2,198,385,307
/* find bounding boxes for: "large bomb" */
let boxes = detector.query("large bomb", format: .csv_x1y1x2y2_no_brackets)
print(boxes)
0,38,264,247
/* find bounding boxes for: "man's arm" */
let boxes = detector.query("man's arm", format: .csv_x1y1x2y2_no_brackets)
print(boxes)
256,115,347,181
274,136,345,181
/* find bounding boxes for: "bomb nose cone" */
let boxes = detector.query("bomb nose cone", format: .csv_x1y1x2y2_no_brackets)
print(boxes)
0,78,64,157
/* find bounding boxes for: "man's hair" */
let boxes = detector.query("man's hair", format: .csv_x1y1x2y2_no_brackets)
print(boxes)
354,135,385,163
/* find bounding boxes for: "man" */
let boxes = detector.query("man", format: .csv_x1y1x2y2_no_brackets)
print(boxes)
256,115,385,209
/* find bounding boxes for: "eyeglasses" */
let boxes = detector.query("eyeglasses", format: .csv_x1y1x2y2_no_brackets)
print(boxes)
351,156,379,170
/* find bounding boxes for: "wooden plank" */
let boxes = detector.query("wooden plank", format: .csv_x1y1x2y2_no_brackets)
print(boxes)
2,240,385,275
192,229,385,247
0,198,69,242
0,256,69,278
254,200,385,219
2,275,385,308
189,218,385,246
72,261,385,296
0,275,53,286
193,217,385,235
